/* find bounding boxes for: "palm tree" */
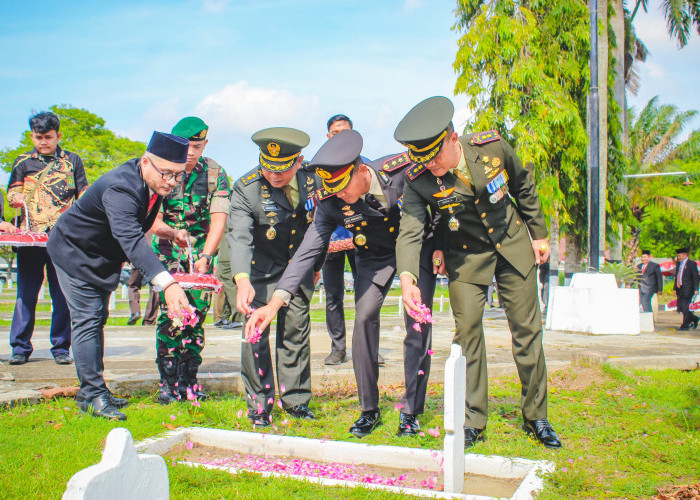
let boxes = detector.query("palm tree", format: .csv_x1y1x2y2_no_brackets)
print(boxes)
624,96,700,261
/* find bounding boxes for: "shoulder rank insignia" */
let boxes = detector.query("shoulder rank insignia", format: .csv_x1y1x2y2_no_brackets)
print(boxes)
240,169,261,186
316,187,335,200
470,129,501,145
383,152,410,172
406,164,428,181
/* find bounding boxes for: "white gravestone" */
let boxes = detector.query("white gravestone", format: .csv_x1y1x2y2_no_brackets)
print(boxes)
443,343,466,493
63,428,168,500
121,285,128,299
546,273,640,335
108,292,116,311
39,284,46,300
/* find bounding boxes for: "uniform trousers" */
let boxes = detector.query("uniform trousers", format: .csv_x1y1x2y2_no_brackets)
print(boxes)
639,291,654,313
54,266,111,400
400,239,436,415
321,250,356,352
241,291,312,412
10,246,71,357
677,294,699,327
449,255,547,428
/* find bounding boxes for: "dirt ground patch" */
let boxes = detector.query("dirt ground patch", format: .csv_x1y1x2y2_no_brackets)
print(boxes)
654,482,700,499
549,366,609,391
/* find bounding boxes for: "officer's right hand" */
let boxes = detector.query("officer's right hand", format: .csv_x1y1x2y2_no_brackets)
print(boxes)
173,229,189,248
0,221,18,233
236,277,255,315
400,274,423,319
9,193,25,208
245,298,283,340
163,283,191,317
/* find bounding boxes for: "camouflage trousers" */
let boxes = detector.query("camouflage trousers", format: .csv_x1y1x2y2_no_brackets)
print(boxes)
156,288,211,364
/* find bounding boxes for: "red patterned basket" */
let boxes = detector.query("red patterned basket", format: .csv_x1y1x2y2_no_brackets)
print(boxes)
328,238,355,253
172,272,223,293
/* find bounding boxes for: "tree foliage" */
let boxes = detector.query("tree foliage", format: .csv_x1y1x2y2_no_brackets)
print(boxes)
0,105,146,184
453,0,630,251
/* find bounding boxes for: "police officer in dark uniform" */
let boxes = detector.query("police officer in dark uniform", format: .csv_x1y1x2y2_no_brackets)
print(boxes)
246,130,438,438
228,127,320,427
395,96,561,448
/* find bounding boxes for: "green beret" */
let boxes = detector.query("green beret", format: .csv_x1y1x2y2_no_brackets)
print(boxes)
394,96,454,165
252,127,310,172
172,116,208,141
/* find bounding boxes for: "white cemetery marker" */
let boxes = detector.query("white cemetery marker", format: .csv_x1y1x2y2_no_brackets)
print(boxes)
121,284,128,299
62,427,168,500
443,343,466,494
319,287,324,303
439,295,445,312
108,292,116,311
7,279,12,289
398,299,403,317
38,284,46,300
0,282,3,293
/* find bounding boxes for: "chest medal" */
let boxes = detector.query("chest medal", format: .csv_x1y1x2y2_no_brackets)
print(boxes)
436,178,459,231
354,233,367,246
266,227,276,240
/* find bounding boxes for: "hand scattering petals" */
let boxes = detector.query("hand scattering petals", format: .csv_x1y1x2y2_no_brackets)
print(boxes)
411,300,435,327
247,326,262,344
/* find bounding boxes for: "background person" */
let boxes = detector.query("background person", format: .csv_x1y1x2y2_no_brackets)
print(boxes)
674,247,699,330
637,250,663,313
7,111,88,366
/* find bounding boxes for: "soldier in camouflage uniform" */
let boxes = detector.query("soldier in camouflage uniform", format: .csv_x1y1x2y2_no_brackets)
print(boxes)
149,117,231,404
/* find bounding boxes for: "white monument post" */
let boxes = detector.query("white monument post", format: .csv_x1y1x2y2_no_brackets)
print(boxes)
443,343,466,493
108,292,116,311
121,284,128,299
63,428,168,500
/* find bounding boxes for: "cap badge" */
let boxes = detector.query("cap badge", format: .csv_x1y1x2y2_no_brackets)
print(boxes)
317,169,332,180
267,142,281,157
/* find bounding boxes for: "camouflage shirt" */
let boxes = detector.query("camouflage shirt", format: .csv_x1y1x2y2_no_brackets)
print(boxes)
153,157,231,265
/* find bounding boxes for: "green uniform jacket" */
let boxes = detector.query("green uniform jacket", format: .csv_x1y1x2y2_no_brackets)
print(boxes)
397,133,547,285
228,167,320,301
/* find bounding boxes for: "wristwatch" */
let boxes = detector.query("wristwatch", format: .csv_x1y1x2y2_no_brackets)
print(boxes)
200,253,213,266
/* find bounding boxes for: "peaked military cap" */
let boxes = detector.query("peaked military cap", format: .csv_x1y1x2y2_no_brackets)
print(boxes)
676,247,689,254
252,127,310,172
310,129,363,194
172,116,209,141
394,96,455,165
641,250,651,255
147,131,189,163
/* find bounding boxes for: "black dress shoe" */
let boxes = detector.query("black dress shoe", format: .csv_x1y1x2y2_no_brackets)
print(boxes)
286,404,316,420
109,394,129,409
397,412,420,436
213,319,226,327
9,354,27,365
678,323,691,331
54,354,73,365
349,409,382,438
76,394,127,421
377,353,386,366
464,427,485,447
522,418,562,448
224,321,242,330
127,313,141,325
248,409,271,427
324,349,347,365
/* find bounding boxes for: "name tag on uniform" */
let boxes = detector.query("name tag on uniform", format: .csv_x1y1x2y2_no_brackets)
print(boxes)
344,214,363,225
263,204,279,212
437,196,458,208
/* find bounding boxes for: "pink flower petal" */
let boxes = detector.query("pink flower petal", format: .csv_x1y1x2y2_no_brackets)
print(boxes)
394,403,404,411
427,349,435,356
237,409,243,418
186,441,194,450
258,368,264,376
169,415,176,421
418,370,425,375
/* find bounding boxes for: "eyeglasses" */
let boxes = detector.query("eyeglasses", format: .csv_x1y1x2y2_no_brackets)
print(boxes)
147,156,185,182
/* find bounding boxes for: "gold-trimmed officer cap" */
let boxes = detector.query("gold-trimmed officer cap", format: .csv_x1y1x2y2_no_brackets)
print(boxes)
252,127,310,172
172,116,209,141
309,129,363,194
394,96,454,165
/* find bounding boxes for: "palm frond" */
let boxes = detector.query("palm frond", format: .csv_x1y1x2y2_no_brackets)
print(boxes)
654,195,700,222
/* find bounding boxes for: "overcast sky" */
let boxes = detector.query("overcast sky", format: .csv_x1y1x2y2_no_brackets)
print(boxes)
1,1,698,183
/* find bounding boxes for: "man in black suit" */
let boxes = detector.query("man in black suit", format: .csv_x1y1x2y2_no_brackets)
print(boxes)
47,132,192,420
674,248,699,330
246,130,438,438
637,250,663,313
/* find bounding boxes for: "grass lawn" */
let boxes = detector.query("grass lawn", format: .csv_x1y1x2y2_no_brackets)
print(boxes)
0,363,697,498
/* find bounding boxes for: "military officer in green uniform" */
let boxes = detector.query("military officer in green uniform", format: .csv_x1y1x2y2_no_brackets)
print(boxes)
228,127,321,427
394,96,561,448
150,117,231,404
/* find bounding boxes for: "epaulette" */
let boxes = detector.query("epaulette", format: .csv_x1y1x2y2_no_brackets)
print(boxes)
470,130,501,145
406,164,428,181
316,187,335,200
383,152,410,172
240,169,261,186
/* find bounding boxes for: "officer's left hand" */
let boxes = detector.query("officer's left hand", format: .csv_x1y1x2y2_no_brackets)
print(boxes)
313,271,321,285
173,229,189,248
193,257,209,274
400,274,424,319
245,297,284,340
532,238,550,265
432,250,446,275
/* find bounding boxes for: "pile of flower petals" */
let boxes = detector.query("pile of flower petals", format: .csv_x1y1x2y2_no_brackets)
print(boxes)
411,300,435,332
247,326,261,344
197,454,440,490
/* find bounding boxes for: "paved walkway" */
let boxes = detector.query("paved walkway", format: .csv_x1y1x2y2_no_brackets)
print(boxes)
1,302,698,406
